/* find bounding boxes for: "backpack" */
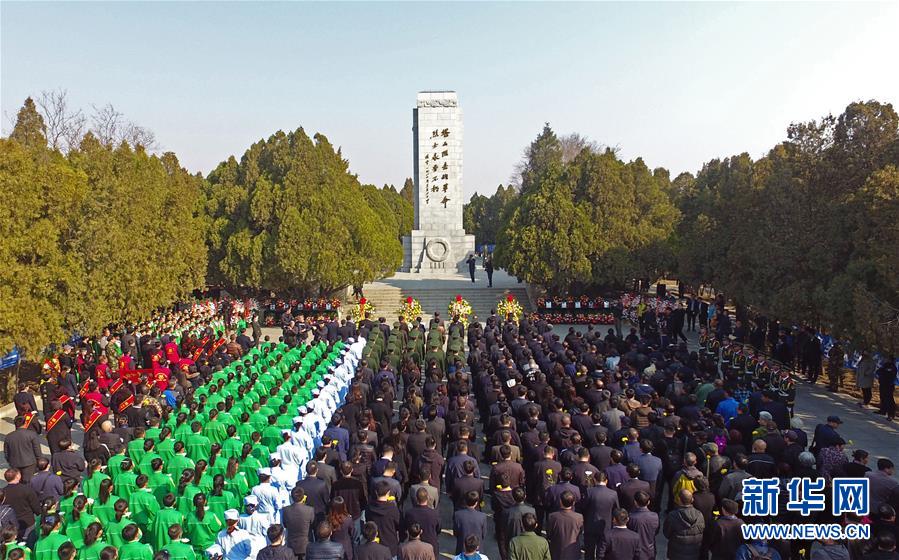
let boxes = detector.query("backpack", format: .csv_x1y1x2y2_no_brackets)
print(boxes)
672,472,698,496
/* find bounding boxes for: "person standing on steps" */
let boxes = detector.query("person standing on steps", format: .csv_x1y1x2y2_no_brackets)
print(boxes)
467,254,477,283
484,257,494,288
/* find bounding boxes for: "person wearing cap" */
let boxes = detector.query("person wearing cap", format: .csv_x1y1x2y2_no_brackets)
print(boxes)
276,431,306,484
216,509,256,560
239,495,272,551
251,469,286,522
810,416,844,456
270,453,296,494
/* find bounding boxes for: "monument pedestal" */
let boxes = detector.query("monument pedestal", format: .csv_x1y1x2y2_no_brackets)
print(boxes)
401,229,476,274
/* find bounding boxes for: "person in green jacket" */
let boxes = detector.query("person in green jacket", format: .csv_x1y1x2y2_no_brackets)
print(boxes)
185,423,211,463
118,524,153,560
206,476,237,518
201,410,228,445
222,459,249,499
149,494,186,551
508,513,551,560
127,428,148,467
57,480,79,517
33,514,72,560
174,471,202,516
166,443,195,480
156,428,176,464
62,495,98,548
128,475,159,529
105,499,132,549
107,447,129,480
147,459,175,505
161,524,198,560
82,459,111,501
113,459,139,501
137,440,163,476
1,526,32,560
79,522,111,560
56,543,76,560
93,479,122,526
184,494,223,554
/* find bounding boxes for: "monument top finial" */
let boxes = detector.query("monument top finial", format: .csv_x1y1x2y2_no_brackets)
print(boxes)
417,91,458,107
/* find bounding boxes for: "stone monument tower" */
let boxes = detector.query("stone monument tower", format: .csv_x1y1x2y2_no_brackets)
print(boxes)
401,91,476,274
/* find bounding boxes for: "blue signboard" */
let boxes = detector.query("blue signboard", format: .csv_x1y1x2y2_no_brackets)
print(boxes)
1,347,20,370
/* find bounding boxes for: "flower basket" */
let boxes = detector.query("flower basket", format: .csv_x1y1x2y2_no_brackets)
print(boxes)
351,298,375,323
396,297,423,323
497,294,524,322
448,295,473,327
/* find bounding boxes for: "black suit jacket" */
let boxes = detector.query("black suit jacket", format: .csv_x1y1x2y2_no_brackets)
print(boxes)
297,476,330,516
3,482,40,530
281,502,315,555
402,504,441,555
3,428,42,468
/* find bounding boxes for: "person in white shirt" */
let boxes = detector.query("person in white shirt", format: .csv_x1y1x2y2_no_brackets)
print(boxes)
237,496,271,553
215,509,257,560
251,469,286,522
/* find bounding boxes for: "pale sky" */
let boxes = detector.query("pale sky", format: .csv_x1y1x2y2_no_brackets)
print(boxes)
3,2,897,197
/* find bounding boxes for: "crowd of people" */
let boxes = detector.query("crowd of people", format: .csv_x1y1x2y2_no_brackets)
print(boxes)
2,298,899,560
632,292,897,421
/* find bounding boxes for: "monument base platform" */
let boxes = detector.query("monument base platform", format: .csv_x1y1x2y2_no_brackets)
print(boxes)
401,230,475,274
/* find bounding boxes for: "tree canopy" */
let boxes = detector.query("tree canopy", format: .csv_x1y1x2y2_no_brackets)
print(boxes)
675,100,899,353
462,184,517,247
204,128,403,296
1,100,207,358
493,124,679,292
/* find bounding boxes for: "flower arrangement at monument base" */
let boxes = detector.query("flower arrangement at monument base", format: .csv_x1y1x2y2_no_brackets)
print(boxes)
350,298,375,323
396,296,423,323
497,294,524,322
448,294,473,326
539,312,615,325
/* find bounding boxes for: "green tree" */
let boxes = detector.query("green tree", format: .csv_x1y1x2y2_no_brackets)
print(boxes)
0,137,87,358
67,136,208,330
9,97,48,149
463,185,518,247
205,128,402,295
495,169,593,291
399,177,414,206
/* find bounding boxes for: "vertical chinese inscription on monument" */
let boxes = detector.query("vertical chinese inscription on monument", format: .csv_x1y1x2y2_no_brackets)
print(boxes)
424,128,451,206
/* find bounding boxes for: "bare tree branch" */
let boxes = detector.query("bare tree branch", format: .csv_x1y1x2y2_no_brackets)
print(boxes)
35,89,85,152
90,103,124,147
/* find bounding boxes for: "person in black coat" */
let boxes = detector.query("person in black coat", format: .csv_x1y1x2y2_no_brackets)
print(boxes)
1,468,41,539
599,509,641,560
297,462,331,517
260,524,308,560
452,491,487,555
582,473,620,560
44,401,72,455
366,481,402,558
627,492,659,560
332,462,367,520
3,417,43,482
50,439,85,486
402,488,441,557
357,522,392,560
281,487,315,559
304,521,346,560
